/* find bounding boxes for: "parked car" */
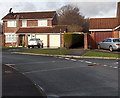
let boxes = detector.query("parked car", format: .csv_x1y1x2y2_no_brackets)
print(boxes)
98,38,120,52
28,38,43,48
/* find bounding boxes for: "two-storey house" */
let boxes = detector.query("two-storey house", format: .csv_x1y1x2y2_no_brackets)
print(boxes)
2,11,67,48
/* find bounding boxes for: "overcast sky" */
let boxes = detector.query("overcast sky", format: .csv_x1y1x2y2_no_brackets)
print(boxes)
0,0,119,23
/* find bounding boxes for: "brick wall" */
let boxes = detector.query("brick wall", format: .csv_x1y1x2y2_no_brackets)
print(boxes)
0,35,2,47
27,20,38,27
113,31,119,38
3,20,22,33
3,19,54,34
0,35,5,47
48,20,52,26
84,33,88,50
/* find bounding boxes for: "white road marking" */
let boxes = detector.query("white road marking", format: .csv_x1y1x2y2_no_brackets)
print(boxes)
58,57,63,59
70,59,77,61
5,64,15,66
85,61,92,64
65,58,70,60
113,66,118,69
114,62,119,65
78,60,84,62
103,65,107,66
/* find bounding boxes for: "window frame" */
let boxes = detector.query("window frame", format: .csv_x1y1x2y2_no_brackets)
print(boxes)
22,20,27,27
5,33,17,43
38,19,48,27
7,20,16,27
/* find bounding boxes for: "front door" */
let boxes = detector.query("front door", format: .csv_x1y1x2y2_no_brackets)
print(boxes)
19,35,25,46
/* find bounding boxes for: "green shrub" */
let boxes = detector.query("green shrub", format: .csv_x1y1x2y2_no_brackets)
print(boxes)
64,33,84,49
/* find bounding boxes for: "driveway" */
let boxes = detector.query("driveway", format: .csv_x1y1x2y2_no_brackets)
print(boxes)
2,51,118,97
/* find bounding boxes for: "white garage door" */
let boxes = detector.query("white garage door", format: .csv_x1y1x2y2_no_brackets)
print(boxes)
50,35,60,47
36,34,47,46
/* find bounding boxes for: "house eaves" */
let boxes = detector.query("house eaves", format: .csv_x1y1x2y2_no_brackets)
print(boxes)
89,29,113,32
89,25,120,32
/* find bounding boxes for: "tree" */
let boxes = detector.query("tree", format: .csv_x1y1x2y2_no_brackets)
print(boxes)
57,4,89,32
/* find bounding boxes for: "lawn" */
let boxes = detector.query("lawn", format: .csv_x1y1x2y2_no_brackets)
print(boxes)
83,51,119,58
21,49,71,55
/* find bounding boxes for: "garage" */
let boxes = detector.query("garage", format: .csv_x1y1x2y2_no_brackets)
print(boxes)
50,34,60,47
16,26,67,48
36,34,47,47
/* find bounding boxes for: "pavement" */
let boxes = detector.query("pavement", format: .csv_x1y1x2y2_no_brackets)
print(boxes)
2,64,45,97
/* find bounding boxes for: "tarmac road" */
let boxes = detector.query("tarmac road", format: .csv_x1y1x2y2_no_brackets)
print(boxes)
2,52,118,98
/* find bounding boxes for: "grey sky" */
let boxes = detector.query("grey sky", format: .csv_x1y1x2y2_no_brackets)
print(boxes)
0,1,119,23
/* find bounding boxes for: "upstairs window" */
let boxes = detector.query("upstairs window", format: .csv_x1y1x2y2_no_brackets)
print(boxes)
38,20,48,27
7,20,16,27
22,20,27,27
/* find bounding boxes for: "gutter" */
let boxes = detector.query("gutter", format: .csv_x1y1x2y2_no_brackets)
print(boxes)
89,29,113,32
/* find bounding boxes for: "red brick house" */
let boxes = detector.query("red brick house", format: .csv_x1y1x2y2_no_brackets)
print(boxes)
2,11,67,47
88,2,120,49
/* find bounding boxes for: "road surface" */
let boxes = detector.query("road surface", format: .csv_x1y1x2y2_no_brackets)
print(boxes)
2,51,119,97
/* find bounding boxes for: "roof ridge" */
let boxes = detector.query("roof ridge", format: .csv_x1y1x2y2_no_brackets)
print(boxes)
13,11,56,14
2,11,56,20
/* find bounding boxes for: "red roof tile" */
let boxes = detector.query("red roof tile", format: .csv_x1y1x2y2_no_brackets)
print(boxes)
2,11,56,20
89,18,119,29
16,25,67,33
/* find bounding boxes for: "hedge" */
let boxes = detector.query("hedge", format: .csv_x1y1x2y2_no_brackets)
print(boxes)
64,33,84,49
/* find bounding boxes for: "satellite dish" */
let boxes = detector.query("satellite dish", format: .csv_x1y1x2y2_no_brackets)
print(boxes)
9,8,12,13
9,8,14,16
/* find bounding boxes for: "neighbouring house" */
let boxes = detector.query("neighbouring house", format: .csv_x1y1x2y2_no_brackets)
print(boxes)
2,10,67,48
87,2,120,49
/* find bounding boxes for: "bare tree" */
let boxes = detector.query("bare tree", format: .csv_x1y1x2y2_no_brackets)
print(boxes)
57,4,89,32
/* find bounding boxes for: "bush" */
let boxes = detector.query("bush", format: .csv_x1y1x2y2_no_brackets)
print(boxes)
64,33,84,49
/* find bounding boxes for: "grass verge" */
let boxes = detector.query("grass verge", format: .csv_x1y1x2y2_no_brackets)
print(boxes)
83,51,119,58
20,49,70,55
